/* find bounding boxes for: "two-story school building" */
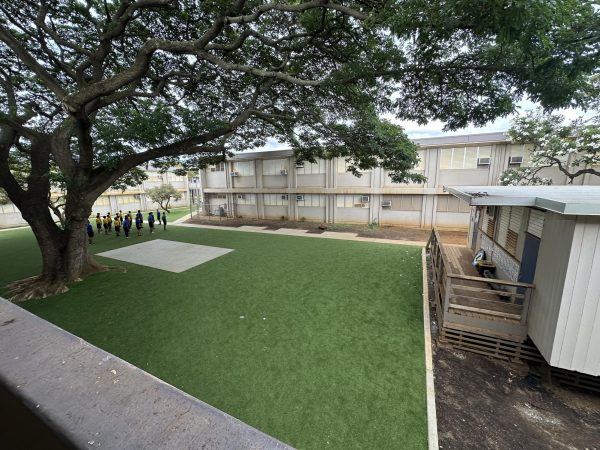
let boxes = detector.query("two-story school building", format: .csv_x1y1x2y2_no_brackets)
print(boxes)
197,132,599,229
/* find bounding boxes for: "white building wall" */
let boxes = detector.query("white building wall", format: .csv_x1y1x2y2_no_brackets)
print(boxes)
550,216,600,375
527,212,575,362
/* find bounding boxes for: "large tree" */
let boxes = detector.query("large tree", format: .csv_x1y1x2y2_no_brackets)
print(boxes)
500,109,600,186
1,1,599,299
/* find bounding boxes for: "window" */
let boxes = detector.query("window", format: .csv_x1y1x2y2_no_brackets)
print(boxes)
263,193,289,206
336,195,369,208
496,206,522,257
296,159,326,175
336,158,370,173
209,162,226,172
297,194,326,207
232,161,255,176
439,146,492,169
509,144,533,166
414,150,426,171
236,193,256,205
263,159,288,175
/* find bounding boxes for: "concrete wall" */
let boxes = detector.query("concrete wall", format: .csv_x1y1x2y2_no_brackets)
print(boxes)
297,174,326,187
379,210,421,226
336,173,371,187
232,177,256,188
438,168,489,186
0,298,292,450
335,207,370,223
263,176,288,189
264,205,288,219
297,206,326,221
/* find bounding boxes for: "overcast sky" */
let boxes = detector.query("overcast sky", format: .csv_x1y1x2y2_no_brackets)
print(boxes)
255,99,589,151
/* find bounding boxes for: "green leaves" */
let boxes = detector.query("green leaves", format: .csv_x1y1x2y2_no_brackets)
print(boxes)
500,108,600,185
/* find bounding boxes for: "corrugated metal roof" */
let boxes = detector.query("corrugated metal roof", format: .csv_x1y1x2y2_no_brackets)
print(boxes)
446,186,600,215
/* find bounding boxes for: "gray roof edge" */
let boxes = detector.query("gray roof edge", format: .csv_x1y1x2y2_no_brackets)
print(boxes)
227,131,511,160
446,185,600,215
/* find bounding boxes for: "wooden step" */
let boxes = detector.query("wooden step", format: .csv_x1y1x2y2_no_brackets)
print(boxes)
449,303,521,320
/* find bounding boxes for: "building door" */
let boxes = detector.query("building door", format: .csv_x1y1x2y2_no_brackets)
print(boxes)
518,233,541,285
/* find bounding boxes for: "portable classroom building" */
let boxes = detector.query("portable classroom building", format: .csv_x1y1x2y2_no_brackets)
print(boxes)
446,186,600,376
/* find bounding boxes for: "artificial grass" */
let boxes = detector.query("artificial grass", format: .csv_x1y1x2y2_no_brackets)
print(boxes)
0,225,427,449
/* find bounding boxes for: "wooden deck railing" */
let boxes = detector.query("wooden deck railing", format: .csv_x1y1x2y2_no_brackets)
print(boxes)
426,229,534,339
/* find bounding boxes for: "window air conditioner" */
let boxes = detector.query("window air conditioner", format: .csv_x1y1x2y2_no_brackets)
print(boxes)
237,194,245,200
477,157,491,166
360,195,370,203
281,194,289,200
381,201,392,207
295,163,305,168
509,156,523,165
280,169,288,176
230,171,239,177
296,195,305,201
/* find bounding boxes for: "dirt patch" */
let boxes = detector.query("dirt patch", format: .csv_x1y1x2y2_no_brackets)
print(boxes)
186,217,467,244
427,259,600,449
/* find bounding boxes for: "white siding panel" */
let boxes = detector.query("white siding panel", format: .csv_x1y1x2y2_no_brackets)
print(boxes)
552,217,600,375
527,212,575,362
527,209,545,238
497,206,510,246
508,207,522,232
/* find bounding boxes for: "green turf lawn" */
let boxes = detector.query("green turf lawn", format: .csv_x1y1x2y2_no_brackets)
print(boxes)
0,225,427,449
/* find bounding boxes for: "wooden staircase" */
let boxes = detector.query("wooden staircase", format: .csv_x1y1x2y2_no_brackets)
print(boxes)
427,230,534,343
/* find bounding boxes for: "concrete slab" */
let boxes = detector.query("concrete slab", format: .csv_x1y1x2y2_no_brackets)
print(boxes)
237,225,268,231
271,228,309,235
319,231,359,239
97,239,233,273
0,298,292,450
174,223,425,246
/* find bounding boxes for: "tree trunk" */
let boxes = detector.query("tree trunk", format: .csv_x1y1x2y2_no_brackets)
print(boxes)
7,200,108,301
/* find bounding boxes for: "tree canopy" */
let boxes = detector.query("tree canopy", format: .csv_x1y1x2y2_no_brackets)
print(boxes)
146,183,183,212
1,0,599,298
500,109,600,185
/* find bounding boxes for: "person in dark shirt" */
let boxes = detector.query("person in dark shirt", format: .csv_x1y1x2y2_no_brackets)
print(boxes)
162,212,167,230
148,212,155,234
86,220,94,244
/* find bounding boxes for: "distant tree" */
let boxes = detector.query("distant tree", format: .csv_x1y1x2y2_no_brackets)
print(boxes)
146,184,182,213
500,110,600,186
1,1,599,299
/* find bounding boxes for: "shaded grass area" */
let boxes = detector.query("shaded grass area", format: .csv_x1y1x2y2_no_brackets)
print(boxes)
0,225,426,449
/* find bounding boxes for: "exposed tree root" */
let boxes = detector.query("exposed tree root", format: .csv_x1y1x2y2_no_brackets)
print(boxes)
6,261,125,302
7,276,69,302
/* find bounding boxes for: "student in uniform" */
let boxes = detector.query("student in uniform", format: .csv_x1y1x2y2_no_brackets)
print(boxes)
86,220,94,244
102,215,109,234
135,215,143,236
123,215,131,238
148,211,155,234
114,215,122,237
96,213,102,233
156,209,161,225
162,212,167,230
107,213,113,232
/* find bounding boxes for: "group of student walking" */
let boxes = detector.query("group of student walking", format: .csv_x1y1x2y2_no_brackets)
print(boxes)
86,209,167,244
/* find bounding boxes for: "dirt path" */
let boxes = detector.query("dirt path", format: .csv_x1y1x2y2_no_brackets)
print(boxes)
186,217,468,245
427,266,600,449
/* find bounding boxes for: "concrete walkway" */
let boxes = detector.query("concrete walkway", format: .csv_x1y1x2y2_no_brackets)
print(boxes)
172,220,427,247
